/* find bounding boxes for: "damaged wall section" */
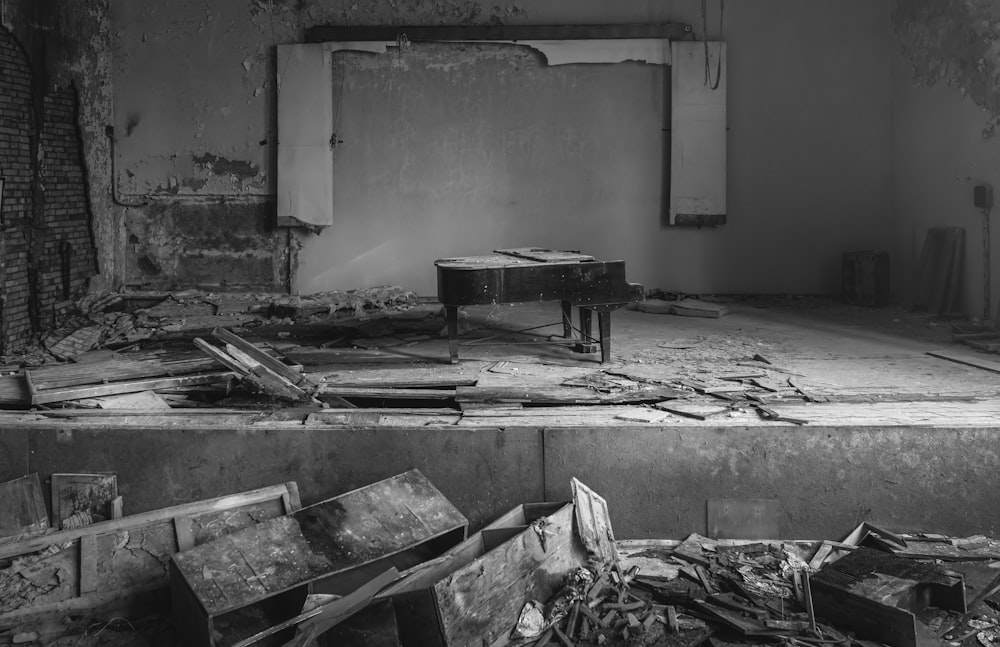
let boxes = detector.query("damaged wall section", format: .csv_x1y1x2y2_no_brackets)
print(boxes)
36,87,99,328
0,25,99,353
125,200,289,291
0,28,36,350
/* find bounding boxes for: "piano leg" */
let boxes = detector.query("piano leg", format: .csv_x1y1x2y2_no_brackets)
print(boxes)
445,305,459,364
575,307,598,354
560,300,574,338
597,310,611,363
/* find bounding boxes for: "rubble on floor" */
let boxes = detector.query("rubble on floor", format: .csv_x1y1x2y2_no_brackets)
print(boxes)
3,467,1000,647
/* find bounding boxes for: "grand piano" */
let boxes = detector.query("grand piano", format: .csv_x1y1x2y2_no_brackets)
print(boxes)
435,248,644,363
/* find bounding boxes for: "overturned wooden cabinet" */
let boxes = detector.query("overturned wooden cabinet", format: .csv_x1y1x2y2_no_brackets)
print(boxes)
379,501,588,647
170,469,468,647
0,482,300,629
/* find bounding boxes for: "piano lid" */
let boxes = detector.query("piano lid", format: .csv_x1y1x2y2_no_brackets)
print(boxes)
435,248,597,269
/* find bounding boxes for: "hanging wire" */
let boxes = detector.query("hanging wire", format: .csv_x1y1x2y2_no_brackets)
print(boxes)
701,0,725,90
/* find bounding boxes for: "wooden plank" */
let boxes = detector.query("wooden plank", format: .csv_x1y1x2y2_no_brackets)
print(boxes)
669,299,730,318
234,567,400,647
706,499,780,540
174,517,195,552
306,22,691,43
314,365,482,388
79,534,98,595
0,473,49,538
213,328,315,389
31,373,231,405
432,503,586,647
320,386,457,400
27,357,219,391
571,478,616,565
456,384,685,405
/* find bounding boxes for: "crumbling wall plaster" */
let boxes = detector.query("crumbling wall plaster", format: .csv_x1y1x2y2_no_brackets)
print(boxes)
895,0,1000,138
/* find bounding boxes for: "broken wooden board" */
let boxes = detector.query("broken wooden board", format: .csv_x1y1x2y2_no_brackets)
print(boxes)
379,502,584,647
0,482,300,629
571,478,616,565
0,474,48,539
706,499,780,540
30,372,231,406
670,299,730,318
26,356,219,391
319,386,457,400
614,408,670,423
195,338,309,402
810,547,966,647
313,363,484,388
455,384,685,405
51,473,118,528
170,470,468,647
232,567,400,647
655,401,731,420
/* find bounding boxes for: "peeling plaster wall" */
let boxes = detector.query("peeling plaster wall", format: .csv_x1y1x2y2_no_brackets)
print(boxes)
892,0,1000,319
109,0,893,295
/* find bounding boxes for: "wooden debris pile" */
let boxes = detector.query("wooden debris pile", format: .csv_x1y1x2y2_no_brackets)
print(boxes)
515,562,711,647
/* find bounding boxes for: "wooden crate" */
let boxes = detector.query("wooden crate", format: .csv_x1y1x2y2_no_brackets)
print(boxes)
169,469,468,647
0,482,299,629
378,501,588,647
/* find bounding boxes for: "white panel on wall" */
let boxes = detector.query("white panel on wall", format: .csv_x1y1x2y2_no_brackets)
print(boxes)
669,41,727,225
277,43,334,228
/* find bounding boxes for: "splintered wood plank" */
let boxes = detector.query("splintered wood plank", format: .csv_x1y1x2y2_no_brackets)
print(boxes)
31,373,231,405
571,478,616,565
171,470,467,616
0,474,49,538
432,503,586,647
319,386,457,400
455,385,685,405
26,357,220,391
314,364,484,388
706,499,780,540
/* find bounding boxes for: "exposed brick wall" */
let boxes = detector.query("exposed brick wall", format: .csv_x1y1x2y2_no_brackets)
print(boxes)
37,88,98,327
0,29,36,351
0,28,99,354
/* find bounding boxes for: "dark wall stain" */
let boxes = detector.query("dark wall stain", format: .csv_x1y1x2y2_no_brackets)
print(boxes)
192,152,260,180
895,0,1000,137
125,199,287,290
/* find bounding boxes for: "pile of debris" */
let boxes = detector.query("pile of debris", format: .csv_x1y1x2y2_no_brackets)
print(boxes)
3,469,1000,647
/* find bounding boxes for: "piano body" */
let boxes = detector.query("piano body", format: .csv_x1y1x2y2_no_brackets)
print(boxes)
435,248,643,363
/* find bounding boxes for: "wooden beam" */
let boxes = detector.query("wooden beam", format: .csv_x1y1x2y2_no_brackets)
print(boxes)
307,22,692,44
31,373,231,405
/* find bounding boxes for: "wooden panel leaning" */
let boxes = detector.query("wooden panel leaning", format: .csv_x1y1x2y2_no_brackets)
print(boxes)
377,501,588,647
0,482,300,630
169,469,468,647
